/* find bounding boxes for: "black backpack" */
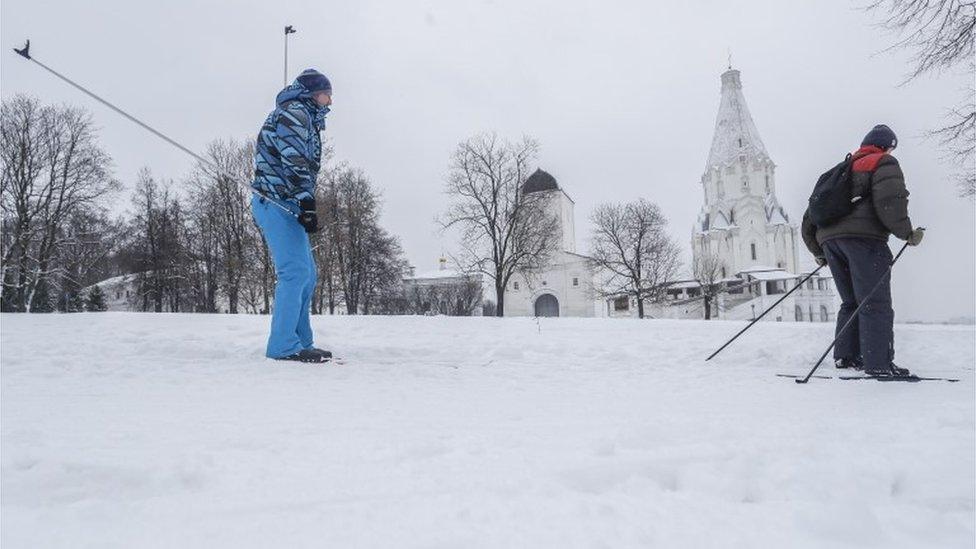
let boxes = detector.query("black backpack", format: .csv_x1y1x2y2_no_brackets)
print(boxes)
808,153,865,227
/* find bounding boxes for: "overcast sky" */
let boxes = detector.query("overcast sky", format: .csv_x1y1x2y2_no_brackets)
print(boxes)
2,0,973,321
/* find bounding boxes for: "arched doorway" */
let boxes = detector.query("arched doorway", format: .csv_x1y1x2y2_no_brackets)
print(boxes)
534,294,559,317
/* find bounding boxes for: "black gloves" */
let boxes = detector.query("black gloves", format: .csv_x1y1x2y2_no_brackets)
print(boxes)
814,256,828,267
298,198,319,234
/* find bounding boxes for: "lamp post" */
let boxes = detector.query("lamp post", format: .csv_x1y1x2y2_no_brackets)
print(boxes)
284,25,296,86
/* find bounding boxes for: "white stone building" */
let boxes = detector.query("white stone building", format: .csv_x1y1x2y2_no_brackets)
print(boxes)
502,169,603,318
681,67,835,322
401,259,483,316
692,68,800,275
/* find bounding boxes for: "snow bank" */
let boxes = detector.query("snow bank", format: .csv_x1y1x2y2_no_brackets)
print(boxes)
2,313,973,548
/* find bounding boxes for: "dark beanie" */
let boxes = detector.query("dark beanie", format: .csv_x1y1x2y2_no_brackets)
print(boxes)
296,69,332,95
861,124,897,149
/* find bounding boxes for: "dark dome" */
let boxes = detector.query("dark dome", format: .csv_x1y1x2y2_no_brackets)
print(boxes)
522,168,559,194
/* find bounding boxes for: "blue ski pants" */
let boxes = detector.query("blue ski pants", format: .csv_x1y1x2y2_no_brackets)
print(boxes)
251,195,317,358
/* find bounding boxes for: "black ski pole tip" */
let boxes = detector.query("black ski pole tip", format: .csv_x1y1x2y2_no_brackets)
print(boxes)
13,40,30,59
795,379,808,384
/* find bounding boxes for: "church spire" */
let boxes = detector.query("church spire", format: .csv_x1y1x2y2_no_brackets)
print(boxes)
705,68,770,170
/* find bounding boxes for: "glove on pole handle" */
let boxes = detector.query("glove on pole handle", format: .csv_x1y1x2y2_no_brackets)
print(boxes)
795,240,912,384
705,264,825,361
10,39,297,219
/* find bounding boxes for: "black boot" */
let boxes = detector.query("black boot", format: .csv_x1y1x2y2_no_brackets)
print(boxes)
834,356,864,370
306,347,333,360
275,348,331,364
864,363,912,378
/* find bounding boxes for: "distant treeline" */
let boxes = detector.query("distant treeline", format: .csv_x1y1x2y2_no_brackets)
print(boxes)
0,94,411,315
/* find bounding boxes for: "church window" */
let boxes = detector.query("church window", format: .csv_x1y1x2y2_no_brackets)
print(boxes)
613,296,630,311
820,306,829,322
809,306,815,322
542,280,547,286
729,209,734,223
750,243,757,260
513,282,519,291
738,138,743,147
572,277,579,287
795,306,803,321
765,174,770,192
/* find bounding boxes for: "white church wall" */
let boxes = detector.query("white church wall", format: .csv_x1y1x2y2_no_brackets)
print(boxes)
504,251,600,318
558,192,577,254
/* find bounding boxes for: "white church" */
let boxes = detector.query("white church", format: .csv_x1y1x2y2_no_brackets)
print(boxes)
501,67,835,322
502,169,602,317
677,67,836,322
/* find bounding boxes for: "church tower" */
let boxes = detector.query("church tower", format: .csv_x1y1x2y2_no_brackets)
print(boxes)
692,68,798,276
523,168,576,253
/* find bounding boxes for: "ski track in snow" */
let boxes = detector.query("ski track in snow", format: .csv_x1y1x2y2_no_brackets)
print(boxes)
1,313,973,548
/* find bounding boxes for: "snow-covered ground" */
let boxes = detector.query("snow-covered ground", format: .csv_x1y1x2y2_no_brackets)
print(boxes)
2,313,973,548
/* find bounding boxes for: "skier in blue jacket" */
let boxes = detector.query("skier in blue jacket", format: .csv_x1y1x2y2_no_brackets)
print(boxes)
251,69,332,363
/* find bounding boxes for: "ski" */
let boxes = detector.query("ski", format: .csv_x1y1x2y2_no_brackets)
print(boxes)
838,375,959,383
776,374,833,380
777,373,960,383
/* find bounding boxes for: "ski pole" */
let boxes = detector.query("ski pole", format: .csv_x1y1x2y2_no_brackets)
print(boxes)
705,264,825,361
795,240,913,384
10,39,297,218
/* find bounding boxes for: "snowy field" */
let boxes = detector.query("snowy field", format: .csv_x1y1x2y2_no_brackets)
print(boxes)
1,313,973,548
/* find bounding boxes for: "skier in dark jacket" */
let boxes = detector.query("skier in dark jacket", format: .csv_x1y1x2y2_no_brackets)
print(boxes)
251,69,333,363
801,124,924,377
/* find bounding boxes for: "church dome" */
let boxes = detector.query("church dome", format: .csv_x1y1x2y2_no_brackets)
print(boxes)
522,168,559,194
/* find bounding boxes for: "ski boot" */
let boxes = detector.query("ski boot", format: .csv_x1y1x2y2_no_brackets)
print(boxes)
276,348,331,364
834,356,864,370
305,347,333,361
863,363,912,379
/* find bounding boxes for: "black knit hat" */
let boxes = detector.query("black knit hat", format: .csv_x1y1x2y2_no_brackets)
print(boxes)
861,124,897,150
296,68,332,95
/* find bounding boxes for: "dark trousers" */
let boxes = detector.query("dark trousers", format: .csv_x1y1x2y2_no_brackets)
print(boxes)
822,237,894,370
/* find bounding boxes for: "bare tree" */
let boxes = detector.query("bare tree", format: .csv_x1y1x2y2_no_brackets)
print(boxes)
692,251,728,320
1,95,118,312
54,208,120,312
128,169,186,312
185,138,260,314
865,0,975,197
178,190,221,313
316,165,407,315
313,172,344,314
330,166,376,314
440,133,559,316
589,199,681,319
1,96,46,310
359,225,409,314
451,277,484,316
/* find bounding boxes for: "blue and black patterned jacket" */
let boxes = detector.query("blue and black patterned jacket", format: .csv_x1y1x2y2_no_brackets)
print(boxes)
252,80,329,208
